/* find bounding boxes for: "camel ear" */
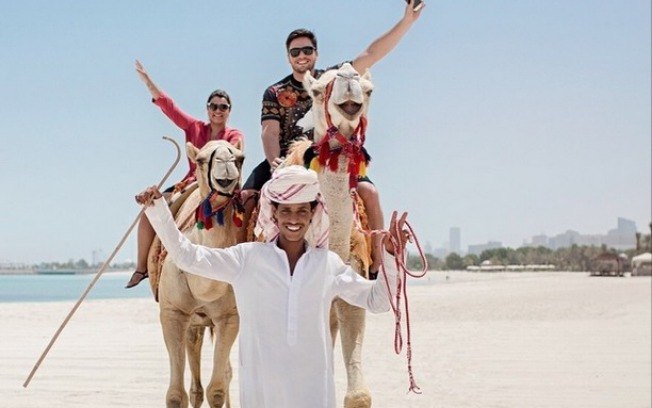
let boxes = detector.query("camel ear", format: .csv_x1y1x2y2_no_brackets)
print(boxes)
303,71,317,93
230,144,245,167
362,69,372,82
236,151,245,168
361,70,374,96
186,142,200,164
232,139,244,152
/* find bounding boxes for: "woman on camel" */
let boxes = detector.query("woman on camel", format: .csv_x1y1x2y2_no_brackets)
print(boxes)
125,60,245,288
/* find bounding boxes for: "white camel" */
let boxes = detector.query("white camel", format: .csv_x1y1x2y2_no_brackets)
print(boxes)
153,140,244,408
283,62,376,408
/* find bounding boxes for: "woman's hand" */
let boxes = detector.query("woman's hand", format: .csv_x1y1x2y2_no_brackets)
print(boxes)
135,60,162,99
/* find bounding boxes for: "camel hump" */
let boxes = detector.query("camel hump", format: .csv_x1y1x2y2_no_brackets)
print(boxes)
283,138,313,167
147,182,200,301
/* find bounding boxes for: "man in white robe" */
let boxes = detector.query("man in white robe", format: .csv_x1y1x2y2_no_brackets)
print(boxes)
137,165,408,408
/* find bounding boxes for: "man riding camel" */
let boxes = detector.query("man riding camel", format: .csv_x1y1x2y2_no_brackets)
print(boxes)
241,0,425,276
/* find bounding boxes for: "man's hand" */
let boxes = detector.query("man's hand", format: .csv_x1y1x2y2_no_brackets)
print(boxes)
352,0,424,74
404,0,425,21
384,211,410,255
270,157,285,171
135,185,163,207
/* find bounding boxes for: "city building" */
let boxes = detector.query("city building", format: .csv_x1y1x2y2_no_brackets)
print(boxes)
468,241,503,255
527,217,638,250
449,227,461,254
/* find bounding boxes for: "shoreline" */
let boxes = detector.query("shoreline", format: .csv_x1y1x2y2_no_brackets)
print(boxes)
0,268,132,276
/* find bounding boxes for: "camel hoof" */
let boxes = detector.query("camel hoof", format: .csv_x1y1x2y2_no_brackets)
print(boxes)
344,389,372,408
209,390,226,407
189,388,204,408
166,391,188,408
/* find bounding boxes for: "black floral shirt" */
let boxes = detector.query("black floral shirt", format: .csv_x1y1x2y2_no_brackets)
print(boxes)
261,63,344,155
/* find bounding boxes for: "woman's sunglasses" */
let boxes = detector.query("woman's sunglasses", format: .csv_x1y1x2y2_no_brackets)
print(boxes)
288,46,316,58
207,103,230,112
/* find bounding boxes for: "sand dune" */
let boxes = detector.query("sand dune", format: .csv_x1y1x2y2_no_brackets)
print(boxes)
2,272,650,407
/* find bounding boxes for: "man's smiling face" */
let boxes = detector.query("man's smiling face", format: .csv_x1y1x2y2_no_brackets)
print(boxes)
273,202,315,243
287,37,318,75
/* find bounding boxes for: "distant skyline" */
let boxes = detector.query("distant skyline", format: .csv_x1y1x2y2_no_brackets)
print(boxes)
1,1,650,264
426,216,647,257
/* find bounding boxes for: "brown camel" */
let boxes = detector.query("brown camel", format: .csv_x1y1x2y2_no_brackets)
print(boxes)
153,140,244,408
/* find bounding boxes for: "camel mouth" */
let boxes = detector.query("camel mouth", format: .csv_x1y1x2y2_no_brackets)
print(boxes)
215,179,236,188
337,101,362,116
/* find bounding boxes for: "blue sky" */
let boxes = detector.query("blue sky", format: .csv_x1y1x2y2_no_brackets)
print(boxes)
1,0,650,264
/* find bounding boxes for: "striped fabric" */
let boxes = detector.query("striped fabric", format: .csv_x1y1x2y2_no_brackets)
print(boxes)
255,165,329,248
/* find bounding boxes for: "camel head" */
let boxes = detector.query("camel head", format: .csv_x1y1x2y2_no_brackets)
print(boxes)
187,140,244,198
303,63,373,143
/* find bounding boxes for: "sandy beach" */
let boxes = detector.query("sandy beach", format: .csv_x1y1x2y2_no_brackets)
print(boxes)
2,272,650,407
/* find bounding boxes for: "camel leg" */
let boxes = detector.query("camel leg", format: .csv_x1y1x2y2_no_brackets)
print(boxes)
207,305,239,408
161,306,191,408
224,361,233,408
335,298,371,408
186,325,205,408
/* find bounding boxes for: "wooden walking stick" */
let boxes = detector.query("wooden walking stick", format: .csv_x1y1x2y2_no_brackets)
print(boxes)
23,136,181,388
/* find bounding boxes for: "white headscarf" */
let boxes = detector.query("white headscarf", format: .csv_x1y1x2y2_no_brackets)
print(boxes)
255,165,329,248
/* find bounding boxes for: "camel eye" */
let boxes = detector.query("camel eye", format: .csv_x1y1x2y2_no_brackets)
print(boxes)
311,89,322,99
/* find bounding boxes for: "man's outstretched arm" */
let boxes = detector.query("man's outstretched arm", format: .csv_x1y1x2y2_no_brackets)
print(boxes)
137,186,244,283
352,0,425,74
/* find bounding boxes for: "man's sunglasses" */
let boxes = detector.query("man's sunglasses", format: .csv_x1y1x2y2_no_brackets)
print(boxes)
288,46,316,58
207,103,230,112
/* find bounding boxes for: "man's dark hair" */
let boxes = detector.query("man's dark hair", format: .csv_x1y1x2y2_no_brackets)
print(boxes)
206,89,232,108
285,29,317,50
271,200,319,210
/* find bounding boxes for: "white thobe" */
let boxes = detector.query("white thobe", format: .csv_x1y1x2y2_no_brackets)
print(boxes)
146,198,398,408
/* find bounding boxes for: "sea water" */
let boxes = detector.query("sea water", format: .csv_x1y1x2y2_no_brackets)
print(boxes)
0,272,151,302
0,269,441,303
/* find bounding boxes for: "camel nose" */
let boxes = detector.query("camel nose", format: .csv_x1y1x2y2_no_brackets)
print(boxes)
338,73,357,81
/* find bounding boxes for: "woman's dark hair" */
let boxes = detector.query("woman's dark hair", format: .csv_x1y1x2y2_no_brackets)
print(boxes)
285,29,317,50
206,89,232,108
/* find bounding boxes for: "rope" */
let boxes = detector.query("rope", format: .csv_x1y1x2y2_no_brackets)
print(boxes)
370,218,428,394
